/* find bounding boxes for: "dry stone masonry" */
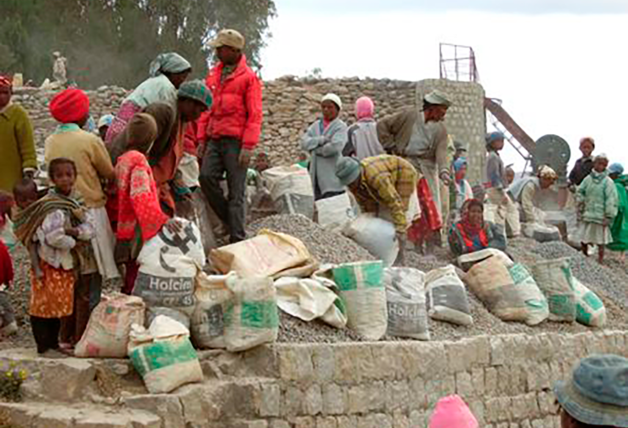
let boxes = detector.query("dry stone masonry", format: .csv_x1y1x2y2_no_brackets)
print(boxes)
0,330,626,427
14,77,487,181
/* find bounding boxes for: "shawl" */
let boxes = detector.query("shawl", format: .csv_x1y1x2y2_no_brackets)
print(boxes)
13,192,85,247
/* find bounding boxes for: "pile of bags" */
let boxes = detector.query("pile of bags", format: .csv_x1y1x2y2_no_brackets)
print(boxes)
460,249,606,327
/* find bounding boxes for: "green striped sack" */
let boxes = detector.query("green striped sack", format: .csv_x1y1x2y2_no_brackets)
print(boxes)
332,261,387,340
129,336,203,394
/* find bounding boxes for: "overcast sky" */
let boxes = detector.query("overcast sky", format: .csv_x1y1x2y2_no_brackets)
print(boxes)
260,0,628,171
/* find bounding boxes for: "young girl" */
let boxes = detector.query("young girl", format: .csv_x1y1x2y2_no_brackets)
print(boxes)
13,159,94,354
451,157,473,221
0,239,17,337
577,154,618,263
114,113,169,294
607,162,628,261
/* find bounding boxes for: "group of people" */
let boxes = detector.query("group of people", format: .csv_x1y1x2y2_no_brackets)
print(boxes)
297,87,628,265
0,28,261,355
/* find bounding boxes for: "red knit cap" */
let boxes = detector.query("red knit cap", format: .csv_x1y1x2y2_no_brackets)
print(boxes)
49,88,90,123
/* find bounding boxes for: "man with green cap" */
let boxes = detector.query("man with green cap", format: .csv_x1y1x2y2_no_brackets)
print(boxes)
377,90,452,227
554,354,628,427
336,154,418,265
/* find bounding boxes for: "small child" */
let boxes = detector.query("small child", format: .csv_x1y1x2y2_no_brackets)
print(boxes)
569,137,595,187
13,159,94,355
0,240,17,337
577,154,618,263
451,157,473,221
0,191,16,250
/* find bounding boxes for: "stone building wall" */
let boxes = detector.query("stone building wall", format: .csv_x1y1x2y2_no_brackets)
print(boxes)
13,78,486,182
416,79,487,184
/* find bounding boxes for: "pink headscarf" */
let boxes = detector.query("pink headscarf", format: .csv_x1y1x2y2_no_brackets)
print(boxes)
429,395,479,428
355,96,374,120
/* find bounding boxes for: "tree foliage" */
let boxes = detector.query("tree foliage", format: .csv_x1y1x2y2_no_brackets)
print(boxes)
0,0,276,88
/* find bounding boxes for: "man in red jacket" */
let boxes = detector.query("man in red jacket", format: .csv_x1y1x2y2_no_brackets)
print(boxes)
198,29,263,243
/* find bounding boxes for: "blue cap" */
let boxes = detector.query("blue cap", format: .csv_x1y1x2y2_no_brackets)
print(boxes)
553,354,628,427
609,163,624,175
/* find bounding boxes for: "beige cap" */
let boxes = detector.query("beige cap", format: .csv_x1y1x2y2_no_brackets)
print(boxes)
424,90,452,107
209,29,245,50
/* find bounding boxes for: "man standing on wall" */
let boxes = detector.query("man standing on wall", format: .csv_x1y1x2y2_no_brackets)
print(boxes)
0,76,37,193
198,29,263,243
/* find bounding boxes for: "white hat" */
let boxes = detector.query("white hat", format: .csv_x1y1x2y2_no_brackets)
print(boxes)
321,93,342,110
209,29,245,50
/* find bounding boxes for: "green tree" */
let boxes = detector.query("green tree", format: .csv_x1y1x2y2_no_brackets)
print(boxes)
0,0,276,88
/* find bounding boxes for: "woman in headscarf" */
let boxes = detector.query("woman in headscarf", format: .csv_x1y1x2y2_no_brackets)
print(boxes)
343,96,385,160
301,93,348,200
607,162,628,261
104,53,191,145
448,198,506,257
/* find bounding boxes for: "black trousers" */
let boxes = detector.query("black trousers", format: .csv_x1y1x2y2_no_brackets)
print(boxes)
199,138,247,243
30,316,60,354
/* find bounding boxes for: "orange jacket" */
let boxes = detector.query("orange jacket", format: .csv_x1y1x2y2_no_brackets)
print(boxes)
197,55,263,150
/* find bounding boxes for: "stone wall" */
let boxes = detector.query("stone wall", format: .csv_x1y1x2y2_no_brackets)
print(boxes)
416,79,487,183
3,331,625,428
14,77,487,182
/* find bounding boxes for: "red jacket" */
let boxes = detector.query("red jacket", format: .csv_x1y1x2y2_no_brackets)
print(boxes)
197,55,263,150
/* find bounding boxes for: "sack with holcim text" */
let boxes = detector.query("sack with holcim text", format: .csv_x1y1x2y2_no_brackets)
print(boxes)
530,258,576,323
425,265,473,326
572,278,607,327
223,274,279,352
190,272,235,349
383,267,429,340
134,219,205,325
333,261,388,340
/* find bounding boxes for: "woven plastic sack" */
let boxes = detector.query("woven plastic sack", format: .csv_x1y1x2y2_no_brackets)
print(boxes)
343,215,399,267
465,257,549,326
75,294,145,358
262,165,314,219
223,275,279,352
134,219,204,320
530,258,576,322
572,278,607,327
333,261,387,340
383,267,429,340
210,230,312,278
315,192,356,231
128,316,203,394
190,272,234,349
457,248,513,272
425,265,473,326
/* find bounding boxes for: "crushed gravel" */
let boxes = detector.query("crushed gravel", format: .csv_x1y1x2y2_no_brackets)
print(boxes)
3,216,627,349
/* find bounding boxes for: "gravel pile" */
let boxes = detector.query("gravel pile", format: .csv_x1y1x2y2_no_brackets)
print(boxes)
247,214,375,265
